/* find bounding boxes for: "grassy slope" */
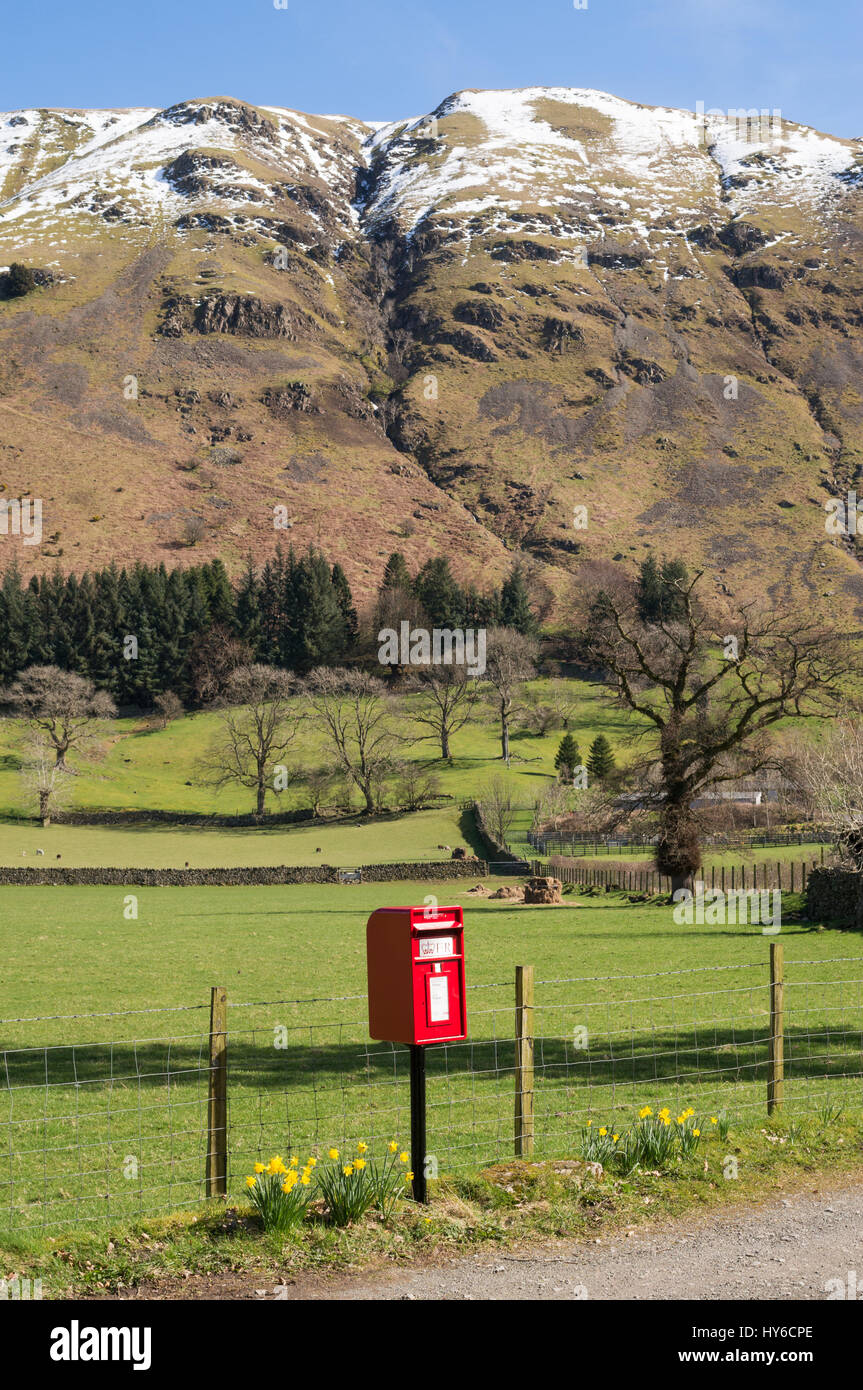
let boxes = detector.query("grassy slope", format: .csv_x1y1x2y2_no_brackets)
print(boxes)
0,675,634,820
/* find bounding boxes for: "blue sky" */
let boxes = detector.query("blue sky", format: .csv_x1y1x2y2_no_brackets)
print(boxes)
4,0,861,136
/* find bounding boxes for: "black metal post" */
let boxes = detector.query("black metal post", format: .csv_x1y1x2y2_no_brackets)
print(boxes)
409,1043,428,1203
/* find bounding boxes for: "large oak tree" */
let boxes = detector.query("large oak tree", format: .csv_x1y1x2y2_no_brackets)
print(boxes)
581,568,858,891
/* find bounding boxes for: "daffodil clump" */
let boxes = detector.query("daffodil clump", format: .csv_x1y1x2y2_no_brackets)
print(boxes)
244,1154,316,1233
245,1142,413,1231
316,1141,413,1226
579,1107,722,1174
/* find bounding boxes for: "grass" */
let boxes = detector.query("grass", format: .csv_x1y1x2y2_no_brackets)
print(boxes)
0,882,860,1238
0,807,478,868
7,1122,863,1299
0,676,635,818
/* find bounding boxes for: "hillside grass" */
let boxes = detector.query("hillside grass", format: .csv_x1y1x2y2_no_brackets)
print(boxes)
0,675,635,817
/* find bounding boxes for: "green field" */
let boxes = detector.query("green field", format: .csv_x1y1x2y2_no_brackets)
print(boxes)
0,676,636,818
0,807,481,868
1,881,861,1234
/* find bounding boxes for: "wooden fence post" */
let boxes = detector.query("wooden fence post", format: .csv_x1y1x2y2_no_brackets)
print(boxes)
207,985,228,1197
768,944,784,1116
515,965,535,1158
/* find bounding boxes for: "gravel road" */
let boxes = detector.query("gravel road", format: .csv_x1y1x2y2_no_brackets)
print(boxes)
288,1187,863,1301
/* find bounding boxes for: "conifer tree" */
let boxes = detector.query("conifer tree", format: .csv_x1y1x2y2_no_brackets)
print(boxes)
554,732,580,781
586,733,616,782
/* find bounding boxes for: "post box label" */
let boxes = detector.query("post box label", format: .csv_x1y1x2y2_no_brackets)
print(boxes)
418,936,454,959
427,975,450,1023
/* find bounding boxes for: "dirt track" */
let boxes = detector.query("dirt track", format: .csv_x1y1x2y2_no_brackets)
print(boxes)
105,1184,863,1301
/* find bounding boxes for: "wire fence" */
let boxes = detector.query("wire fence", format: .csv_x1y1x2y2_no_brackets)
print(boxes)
2,952,862,1233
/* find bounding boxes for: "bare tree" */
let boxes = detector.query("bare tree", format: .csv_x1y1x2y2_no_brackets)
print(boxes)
294,763,341,818
581,568,858,891
792,718,863,866
201,664,299,816
305,668,399,814
189,625,253,706
484,629,537,762
153,690,183,729
410,666,478,761
1,667,116,768
20,739,75,823
393,760,441,811
478,774,516,847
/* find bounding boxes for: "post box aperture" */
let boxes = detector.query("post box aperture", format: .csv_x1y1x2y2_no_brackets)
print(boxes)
366,905,467,1045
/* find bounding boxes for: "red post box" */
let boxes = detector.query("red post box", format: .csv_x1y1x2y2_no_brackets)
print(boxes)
367,905,467,1045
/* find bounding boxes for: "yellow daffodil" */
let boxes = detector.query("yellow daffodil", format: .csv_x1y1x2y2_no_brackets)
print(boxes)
357,1142,368,1154
693,1129,700,1137
253,1162,265,1174
354,1157,367,1170
612,1134,619,1143
586,1119,592,1127
388,1141,398,1153
658,1108,671,1120
710,1117,718,1125
300,1174,311,1185
328,1148,339,1161
404,1171,414,1182
599,1127,607,1137
638,1106,652,1119
308,1156,318,1166
290,1156,299,1167
343,1164,354,1176
246,1176,256,1188
399,1151,409,1163
661,1116,670,1126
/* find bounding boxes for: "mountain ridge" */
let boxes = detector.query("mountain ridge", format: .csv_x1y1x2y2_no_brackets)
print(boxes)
1,86,862,618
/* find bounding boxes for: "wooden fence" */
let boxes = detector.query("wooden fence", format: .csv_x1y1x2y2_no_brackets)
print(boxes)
534,857,822,895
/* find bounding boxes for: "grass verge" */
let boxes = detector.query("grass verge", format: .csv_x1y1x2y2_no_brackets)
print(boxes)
4,1113,862,1298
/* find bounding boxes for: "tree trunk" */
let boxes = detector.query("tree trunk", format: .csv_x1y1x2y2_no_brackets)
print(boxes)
441,727,450,761
500,702,510,761
256,780,266,816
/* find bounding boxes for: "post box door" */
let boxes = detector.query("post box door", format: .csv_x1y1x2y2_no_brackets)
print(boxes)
412,958,464,1043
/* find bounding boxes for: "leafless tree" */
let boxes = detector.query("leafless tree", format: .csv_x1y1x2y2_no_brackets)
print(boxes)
182,514,207,546
19,738,75,823
1,666,116,768
792,718,863,866
580,568,859,891
201,664,299,816
410,666,478,761
305,668,399,814
153,690,183,729
294,763,342,818
478,774,516,847
189,626,253,705
393,760,441,811
484,629,537,762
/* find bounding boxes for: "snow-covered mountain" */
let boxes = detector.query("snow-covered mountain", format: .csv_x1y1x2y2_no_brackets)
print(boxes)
1,88,862,613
